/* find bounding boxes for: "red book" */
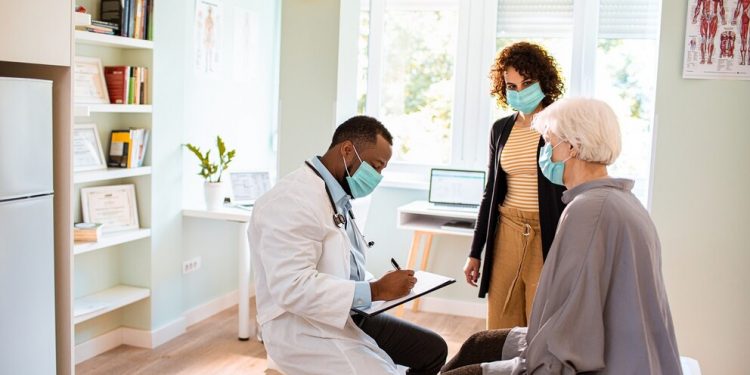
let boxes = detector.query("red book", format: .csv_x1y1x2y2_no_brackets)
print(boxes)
104,66,128,104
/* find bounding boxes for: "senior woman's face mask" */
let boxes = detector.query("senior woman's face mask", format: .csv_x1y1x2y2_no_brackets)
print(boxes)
538,141,571,186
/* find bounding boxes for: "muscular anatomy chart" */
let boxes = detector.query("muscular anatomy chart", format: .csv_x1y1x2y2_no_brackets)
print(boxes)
684,0,750,79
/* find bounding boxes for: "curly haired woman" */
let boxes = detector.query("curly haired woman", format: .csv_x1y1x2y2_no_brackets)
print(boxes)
463,42,567,329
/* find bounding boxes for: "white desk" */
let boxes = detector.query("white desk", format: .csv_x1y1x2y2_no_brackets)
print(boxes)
182,207,256,341
396,200,477,313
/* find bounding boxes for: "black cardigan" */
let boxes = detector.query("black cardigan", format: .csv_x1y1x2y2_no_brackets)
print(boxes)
470,114,567,298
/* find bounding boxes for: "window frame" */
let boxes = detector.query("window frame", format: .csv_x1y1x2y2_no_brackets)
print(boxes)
362,0,498,188
360,0,661,202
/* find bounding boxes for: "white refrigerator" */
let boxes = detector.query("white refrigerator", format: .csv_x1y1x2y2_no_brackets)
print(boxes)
0,77,57,374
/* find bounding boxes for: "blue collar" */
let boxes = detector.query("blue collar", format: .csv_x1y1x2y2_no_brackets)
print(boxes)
308,156,351,209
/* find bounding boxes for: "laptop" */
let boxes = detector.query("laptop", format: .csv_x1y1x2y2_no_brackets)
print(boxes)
228,171,271,208
428,168,485,211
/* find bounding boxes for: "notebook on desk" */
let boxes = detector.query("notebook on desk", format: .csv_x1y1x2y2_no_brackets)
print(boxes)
427,168,485,212
351,270,455,317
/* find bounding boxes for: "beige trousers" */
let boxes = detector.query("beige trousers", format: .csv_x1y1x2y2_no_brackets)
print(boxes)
486,206,543,329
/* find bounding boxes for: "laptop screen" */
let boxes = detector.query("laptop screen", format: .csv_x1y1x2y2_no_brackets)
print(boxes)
428,168,485,206
230,171,271,204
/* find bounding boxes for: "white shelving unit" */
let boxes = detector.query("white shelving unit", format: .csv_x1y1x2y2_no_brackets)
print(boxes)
73,285,151,324
74,104,153,117
73,228,151,255
74,30,153,50
74,166,151,184
72,11,154,358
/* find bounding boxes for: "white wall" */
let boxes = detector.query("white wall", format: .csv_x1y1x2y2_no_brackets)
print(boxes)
182,0,279,204
651,1,750,373
178,0,279,314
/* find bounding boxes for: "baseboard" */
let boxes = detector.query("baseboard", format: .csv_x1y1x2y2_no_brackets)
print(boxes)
184,290,241,327
75,329,124,364
121,317,187,349
75,289,250,364
405,297,486,319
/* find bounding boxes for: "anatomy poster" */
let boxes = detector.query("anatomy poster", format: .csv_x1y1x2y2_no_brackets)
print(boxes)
683,0,750,79
232,8,259,83
195,0,222,75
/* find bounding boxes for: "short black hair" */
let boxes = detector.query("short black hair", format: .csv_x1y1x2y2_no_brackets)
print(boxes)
328,115,393,150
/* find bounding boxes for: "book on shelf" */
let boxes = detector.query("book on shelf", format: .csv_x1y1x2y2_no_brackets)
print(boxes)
111,0,152,40
74,222,103,243
75,24,117,35
108,128,149,168
100,0,122,31
92,20,120,31
103,66,149,105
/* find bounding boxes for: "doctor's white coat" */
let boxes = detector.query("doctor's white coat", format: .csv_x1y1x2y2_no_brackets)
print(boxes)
249,165,399,375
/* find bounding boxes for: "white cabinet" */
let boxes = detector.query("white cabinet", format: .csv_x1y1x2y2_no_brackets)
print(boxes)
0,0,72,66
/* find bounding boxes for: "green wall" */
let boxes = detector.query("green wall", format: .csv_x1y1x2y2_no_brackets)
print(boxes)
651,0,750,373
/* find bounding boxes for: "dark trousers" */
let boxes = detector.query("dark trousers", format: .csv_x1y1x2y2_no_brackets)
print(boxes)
440,329,509,375
354,313,447,375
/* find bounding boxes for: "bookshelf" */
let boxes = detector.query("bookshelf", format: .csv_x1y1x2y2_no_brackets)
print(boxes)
73,285,151,324
74,30,153,49
75,104,152,117
74,228,151,255
74,166,151,184
72,0,154,362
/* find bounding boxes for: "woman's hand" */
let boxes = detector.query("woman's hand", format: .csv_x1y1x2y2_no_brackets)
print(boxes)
463,257,481,287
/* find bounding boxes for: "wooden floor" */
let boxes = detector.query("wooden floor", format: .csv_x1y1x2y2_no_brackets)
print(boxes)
77,301,486,374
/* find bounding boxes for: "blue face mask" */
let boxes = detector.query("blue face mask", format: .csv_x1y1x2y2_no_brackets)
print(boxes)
343,145,383,198
506,82,545,114
538,141,569,186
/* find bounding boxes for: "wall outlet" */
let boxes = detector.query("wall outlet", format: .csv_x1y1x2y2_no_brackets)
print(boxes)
182,256,202,274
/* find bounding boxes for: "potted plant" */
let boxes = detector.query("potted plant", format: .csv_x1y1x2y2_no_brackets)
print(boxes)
185,135,236,210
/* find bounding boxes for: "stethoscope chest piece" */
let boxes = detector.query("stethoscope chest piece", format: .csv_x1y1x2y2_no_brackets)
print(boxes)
333,213,346,228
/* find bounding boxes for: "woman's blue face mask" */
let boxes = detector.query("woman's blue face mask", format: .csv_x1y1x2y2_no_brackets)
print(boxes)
506,82,545,114
343,145,383,198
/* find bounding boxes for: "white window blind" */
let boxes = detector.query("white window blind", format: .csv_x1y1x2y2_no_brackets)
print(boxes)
598,0,660,39
497,0,659,40
496,0,574,38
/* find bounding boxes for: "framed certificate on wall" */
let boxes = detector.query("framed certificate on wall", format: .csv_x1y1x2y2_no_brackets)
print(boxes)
81,184,139,233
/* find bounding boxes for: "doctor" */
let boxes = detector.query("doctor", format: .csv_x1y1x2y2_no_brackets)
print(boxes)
250,115,448,375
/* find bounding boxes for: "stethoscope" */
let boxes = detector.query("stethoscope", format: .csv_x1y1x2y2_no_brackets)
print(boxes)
305,161,375,248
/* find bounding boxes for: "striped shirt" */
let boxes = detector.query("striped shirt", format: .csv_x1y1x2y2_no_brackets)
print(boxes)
500,125,540,212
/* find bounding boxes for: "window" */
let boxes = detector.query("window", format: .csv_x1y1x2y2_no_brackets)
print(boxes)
595,0,661,205
358,0,461,165
357,0,661,205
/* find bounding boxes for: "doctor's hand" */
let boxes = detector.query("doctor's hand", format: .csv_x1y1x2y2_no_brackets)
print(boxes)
369,270,417,301
463,257,481,287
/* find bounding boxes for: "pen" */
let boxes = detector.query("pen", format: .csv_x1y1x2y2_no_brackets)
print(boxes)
390,258,401,270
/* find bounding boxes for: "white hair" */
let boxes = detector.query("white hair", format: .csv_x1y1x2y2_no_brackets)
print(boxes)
532,97,622,165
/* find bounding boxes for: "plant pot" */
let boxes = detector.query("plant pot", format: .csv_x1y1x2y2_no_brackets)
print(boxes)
204,181,224,210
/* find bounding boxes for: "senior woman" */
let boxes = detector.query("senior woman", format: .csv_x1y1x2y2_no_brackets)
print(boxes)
441,98,682,375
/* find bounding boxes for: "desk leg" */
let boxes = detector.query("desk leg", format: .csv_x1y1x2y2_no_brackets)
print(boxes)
412,233,433,312
238,221,253,341
395,231,423,317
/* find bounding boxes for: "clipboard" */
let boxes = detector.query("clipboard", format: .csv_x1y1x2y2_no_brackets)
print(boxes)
351,270,456,317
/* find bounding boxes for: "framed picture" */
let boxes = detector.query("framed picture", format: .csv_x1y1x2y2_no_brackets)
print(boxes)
74,56,110,104
81,184,139,233
73,123,107,172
